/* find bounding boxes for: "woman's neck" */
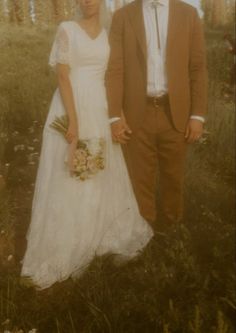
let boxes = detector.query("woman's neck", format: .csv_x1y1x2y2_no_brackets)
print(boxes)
80,14,100,28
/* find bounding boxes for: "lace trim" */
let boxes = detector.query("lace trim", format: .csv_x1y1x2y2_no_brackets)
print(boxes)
49,23,70,69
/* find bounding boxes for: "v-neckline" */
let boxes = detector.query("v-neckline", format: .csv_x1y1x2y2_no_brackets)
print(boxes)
72,21,104,41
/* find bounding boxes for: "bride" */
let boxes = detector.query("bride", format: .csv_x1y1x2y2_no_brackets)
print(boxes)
21,0,153,290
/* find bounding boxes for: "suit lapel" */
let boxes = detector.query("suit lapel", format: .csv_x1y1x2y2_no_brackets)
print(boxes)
126,0,181,79
166,0,180,62
127,0,147,61
127,0,179,63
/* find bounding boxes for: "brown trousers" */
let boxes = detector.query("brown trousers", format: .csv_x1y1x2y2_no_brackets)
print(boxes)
122,102,188,226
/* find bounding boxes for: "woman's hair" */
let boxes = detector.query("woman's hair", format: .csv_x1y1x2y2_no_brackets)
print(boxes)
73,0,112,31
100,0,112,30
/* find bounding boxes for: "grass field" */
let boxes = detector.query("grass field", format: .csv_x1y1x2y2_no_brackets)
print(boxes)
0,23,235,333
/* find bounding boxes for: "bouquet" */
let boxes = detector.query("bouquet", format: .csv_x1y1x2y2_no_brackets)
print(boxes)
50,115,105,181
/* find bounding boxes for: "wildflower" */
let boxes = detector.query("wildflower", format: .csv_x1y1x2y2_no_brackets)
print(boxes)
14,144,25,152
2,318,10,325
7,255,14,262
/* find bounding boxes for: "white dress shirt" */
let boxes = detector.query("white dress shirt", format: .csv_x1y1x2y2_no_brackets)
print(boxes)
109,0,205,124
143,0,169,97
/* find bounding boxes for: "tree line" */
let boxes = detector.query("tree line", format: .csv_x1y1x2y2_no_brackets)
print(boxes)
201,0,235,28
0,0,77,24
0,0,235,27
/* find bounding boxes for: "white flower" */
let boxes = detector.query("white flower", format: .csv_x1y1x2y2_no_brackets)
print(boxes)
76,165,86,173
75,148,88,159
87,158,98,174
7,255,14,262
14,144,25,152
88,140,101,155
77,159,87,167
28,329,37,333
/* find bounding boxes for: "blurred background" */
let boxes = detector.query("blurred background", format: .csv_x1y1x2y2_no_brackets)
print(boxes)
0,0,234,25
0,1,235,332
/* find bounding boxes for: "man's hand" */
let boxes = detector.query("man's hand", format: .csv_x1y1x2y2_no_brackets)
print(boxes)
185,119,204,143
111,118,132,144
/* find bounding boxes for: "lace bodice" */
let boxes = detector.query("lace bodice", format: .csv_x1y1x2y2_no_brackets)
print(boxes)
49,21,110,76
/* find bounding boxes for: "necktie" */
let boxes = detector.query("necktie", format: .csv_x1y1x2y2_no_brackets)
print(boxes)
151,0,162,50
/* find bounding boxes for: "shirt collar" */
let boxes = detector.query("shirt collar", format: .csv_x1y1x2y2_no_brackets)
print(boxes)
143,0,169,8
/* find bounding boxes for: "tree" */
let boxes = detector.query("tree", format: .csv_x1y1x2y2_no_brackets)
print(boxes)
34,0,54,24
51,0,60,21
51,0,76,22
212,0,227,27
0,0,6,22
202,0,234,28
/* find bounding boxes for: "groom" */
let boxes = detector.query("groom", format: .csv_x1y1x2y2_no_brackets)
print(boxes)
105,0,207,228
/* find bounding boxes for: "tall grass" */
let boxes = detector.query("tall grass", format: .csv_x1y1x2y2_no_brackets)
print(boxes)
0,23,235,333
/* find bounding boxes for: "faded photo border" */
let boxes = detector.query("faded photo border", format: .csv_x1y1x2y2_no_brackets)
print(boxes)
0,1,235,332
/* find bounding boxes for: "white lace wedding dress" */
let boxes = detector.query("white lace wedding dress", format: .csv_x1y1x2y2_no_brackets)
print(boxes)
21,21,153,289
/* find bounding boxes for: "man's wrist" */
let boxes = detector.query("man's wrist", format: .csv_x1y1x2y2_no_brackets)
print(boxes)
109,117,121,124
190,115,205,123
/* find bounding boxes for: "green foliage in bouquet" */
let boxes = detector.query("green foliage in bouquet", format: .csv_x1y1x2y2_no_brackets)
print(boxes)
49,114,69,136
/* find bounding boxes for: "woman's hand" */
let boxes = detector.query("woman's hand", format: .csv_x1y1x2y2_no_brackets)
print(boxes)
111,111,132,144
65,121,78,143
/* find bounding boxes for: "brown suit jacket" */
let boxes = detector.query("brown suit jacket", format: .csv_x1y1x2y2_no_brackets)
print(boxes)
105,0,208,133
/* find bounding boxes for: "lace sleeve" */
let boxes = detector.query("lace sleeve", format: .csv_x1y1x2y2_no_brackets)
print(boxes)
49,23,70,69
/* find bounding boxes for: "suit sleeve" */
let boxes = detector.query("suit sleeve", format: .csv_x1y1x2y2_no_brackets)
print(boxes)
189,9,208,117
105,10,124,119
